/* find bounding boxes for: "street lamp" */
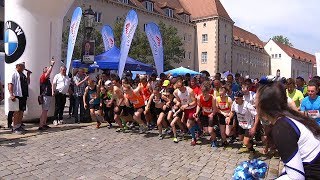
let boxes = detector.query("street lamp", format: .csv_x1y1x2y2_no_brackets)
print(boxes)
83,5,95,40
82,5,96,64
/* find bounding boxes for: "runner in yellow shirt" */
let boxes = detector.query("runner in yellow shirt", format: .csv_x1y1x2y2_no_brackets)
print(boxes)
286,78,304,108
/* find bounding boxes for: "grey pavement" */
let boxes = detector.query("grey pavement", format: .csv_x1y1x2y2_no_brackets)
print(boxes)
0,103,282,179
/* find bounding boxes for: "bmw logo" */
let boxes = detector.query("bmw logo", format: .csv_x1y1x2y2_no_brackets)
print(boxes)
4,21,26,64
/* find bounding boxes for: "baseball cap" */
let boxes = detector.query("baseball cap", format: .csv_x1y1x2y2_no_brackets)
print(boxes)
162,80,170,87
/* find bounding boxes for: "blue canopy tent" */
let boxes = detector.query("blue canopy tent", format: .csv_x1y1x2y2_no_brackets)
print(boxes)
73,46,155,73
164,67,201,77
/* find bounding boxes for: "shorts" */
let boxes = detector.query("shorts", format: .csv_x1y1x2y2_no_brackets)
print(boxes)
183,107,196,122
134,106,146,121
199,114,214,127
115,106,129,116
42,96,52,111
238,126,251,137
89,104,100,110
215,113,227,125
17,96,27,112
154,107,164,116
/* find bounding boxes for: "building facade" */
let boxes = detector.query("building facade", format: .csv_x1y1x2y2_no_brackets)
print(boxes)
63,0,271,77
264,39,315,80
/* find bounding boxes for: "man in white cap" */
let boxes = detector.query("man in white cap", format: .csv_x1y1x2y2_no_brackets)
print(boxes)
8,62,31,134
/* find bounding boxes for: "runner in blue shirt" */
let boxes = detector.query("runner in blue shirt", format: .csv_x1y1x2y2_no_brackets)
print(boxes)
300,81,320,125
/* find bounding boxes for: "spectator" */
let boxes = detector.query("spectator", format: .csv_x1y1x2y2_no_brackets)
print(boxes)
52,66,70,125
73,68,89,123
38,59,55,130
8,62,31,134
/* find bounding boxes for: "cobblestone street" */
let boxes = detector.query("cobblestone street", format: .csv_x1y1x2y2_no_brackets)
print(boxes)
0,104,282,179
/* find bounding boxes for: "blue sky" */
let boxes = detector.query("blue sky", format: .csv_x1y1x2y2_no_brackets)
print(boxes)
220,0,320,54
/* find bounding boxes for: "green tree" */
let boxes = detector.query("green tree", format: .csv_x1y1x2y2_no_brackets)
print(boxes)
62,19,104,61
272,35,293,47
113,18,185,71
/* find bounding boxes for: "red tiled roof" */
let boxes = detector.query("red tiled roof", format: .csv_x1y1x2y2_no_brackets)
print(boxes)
178,0,233,21
233,26,264,49
274,41,316,64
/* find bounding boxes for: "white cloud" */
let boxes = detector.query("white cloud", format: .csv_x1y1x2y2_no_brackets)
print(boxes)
220,0,320,54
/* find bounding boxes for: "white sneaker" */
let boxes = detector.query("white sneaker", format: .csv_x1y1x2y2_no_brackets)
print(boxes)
53,120,58,126
58,120,64,125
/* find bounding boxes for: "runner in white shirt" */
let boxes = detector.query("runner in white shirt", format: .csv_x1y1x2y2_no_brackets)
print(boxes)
226,91,259,152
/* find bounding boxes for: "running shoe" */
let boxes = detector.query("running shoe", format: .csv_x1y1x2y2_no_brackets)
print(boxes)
96,122,101,129
211,140,218,149
43,125,51,129
191,139,196,146
116,128,123,132
173,137,179,143
222,141,228,147
158,134,164,140
58,120,64,125
53,120,58,126
229,136,237,144
108,123,113,129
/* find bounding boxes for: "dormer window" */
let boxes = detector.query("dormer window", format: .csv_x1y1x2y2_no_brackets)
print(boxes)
119,0,129,4
183,14,190,22
145,1,154,12
165,8,173,18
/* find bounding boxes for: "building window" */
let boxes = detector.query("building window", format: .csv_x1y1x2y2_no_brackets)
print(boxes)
95,12,102,23
183,14,190,22
224,35,227,43
145,1,154,12
272,54,274,58
202,34,208,43
183,52,186,59
188,52,191,60
275,54,278,58
270,48,272,51
119,0,129,4
201,52,207,64
188,34,192,42
279,54,281,58
143,23,147,31
203,23,206,27
183,34,186,41
224,52,227,63
165,8,173,18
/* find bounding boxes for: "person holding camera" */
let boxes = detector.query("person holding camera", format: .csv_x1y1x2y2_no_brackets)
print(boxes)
52,66,70,125
73,68,89,123
38,59,55,130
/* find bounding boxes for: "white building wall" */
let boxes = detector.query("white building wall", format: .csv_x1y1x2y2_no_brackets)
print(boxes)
264,40,292,78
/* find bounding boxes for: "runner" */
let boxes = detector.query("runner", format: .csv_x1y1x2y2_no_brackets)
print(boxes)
146,86,167,139
122,83,148,133
286,78,304,109
300,81,320,125
227,91,259,152
215,86,233,146
173,79,198,145
83,79,101,128
100,81,114,128
111,75,128,131
194,81,218,148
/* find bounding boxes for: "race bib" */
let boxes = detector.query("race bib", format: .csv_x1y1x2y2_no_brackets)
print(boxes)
219,102,228,109
203,107,212,113
131,99,139,105
307,110,320,119
237,113,250,129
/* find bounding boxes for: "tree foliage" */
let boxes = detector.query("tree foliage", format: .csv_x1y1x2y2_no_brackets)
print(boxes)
272,35,293,47
113,18,185,71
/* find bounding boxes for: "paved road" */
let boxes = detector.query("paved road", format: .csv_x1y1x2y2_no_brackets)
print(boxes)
0,104,282,180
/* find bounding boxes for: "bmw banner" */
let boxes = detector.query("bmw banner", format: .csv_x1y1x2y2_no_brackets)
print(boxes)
101,25,115,52
145,22,164,75
66,7,82,74
118,10,138,77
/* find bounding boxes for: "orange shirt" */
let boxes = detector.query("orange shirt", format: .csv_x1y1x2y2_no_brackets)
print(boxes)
139,83,151,101
125,92,145,109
